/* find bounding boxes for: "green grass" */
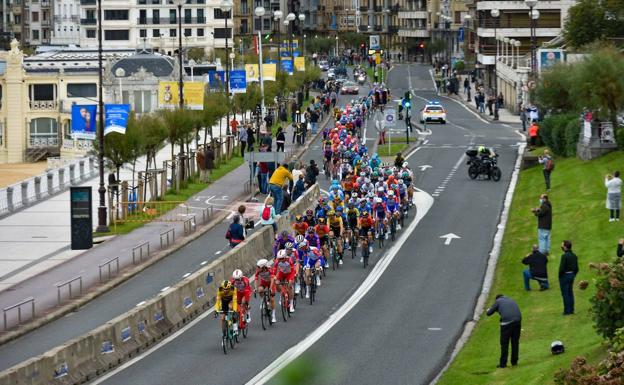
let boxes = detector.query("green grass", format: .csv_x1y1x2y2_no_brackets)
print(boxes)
377,142,408,157
95,154,244,236
438,150,624,385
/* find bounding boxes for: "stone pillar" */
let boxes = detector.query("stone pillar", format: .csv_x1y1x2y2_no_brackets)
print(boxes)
6,186,14,211
5,40,27,163
59,168,66,190
34,176,41,200
89,157,95,176
69,164,76,185
21,181,28,206
137,179,145,211
47,172,54,195
79,160,85,180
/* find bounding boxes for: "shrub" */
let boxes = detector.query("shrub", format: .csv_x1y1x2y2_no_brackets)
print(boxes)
453,60,465,72
563,117,581,157
539,114,579,157
589,259,624,340
554,351,624,385
616,128,624,151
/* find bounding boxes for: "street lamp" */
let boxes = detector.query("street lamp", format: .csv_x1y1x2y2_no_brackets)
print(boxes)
286,12,295,57
298,13,305,58
220,0,233,135
525,0,538,75
491,8,500,120
273,10,283,66
115,68,125,103
173,0,184,110
513,39,521,69
335,35,339,58
96,0,108,232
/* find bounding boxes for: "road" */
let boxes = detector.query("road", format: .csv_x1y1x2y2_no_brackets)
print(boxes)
88,63,523,385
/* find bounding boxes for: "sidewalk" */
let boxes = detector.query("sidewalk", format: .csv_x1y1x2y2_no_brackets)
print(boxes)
0,103,330,338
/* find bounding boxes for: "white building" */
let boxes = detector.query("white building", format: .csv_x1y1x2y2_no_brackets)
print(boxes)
51,0,81,45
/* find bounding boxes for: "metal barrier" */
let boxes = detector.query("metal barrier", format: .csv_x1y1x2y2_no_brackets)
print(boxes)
183,215,196,235
160,228,175,249
3,297,35,330
244,180,251,194
201,206,213,224
113,201,189,226
132,241,151,264
98,257,120,282
55,276,83,306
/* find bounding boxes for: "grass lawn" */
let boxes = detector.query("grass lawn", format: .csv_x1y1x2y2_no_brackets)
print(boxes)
96,154,244,236
377,142,408,157
438,150,624,385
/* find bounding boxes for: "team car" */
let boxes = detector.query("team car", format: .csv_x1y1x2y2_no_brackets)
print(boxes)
420,101,447,124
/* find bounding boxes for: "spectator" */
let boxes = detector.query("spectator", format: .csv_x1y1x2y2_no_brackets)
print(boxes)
276,127,286,152
226,214,245,248
522,244,549,290
281,184,292,213
246,125,256,152
394,152,405,168
605,171,622,222
486,294,522,368
257,155,269,195
305,159,319,186
558,240,579,315
261,131,273,152
292,174,306,201
230,117,239,135
238,125,248,156
463,77,470,95
528,121,539,150
497,92,504,109
310,109,319,134
268,163,293,215
531,194,552,255
196,145,206,182
520,107,527,132
617,238,624,257
238,204,252,236
259,196,277,233
538,150,554,190
292,161,304,182
204,144,215,182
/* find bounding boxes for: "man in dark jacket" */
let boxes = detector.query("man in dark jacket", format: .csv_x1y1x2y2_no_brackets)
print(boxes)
305,159,319,186
559,240,579,315
532,194,552,255
292,174,306,201
204,145,215,181
522,244,549,290
486,294,522,368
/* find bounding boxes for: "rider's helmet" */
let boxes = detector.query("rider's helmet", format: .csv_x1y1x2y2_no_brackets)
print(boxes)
318,217,326,224
307,227,316,234
478,145,486,154
375,197,382,203
328,210,336,216
295,214,303,222
388,190,395,197
306,209,314,216
402,162,409,168
277,249,288,259
318,197,325,204
257,258,268,268
362,211,370,217
295,235,305,243
402,171,410,178
336,206,344,212
232,269,244,280
281,230,289,238
220,280,233,290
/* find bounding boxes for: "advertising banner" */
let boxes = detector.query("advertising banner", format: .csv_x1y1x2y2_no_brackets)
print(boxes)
207,71,226,90
229,70,247,93
245,64,259,82
71,104,97,140
158,81,205,109
538,49,564,73
281,59,293,75
263,63,277,81
294,57,306,72
104,104,130,136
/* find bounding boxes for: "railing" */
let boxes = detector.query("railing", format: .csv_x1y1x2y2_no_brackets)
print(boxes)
132,241,151,264
3,297,35,330
183,215,196,234
80,0,96,5
359,6,368,11
160,228,175,248
56,276,83,305
98,257,119,282
374,6,383,12
80,18,97,25
29,100,58,110
29,136,59,147
201,206,213,224
478,18,561,29
374,24,383,31
137,16,205,25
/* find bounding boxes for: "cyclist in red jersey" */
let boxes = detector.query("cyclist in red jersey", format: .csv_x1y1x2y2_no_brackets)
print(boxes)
273,249,296,313
292,214,309,236
230,269,252,323
254,258,276,323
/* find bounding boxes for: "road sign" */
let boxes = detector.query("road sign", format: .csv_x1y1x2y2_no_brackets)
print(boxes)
439,233,461,245
369,35,380,50
384,108,396,127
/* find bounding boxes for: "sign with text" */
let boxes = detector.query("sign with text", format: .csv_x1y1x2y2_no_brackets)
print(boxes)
158,81,205,109
71,104,97,140
281,59,293,75
229,70,247,93
294,57,306,72
207,71,226,90
104,104,130,135
263,63,277,81
245,64,259,82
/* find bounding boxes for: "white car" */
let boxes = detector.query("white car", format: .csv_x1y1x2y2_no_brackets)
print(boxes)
327,68,336,80
319,60,330,71
420,101,447,124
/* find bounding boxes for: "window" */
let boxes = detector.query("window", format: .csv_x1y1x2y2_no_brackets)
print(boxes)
140,29,147,37
86,9,95,19
133,90,152,113
29,84,55,101
30,118,58,140
169,9,176,23
67,83,97,98
32,29,40,40
184,8,191,23
241,19,248,34
86,29,96,38
104,10,129,20
139,9,147,23
32,11,39,22
197,28,204,36
213,27,231,39
263,18,270,30
138,0,146,4
254,17,260,30
152,28,160,37
197,9,204,22
14,15,21,24
214,9,226,19
169,28,176,37
153,9,160,23
104,29,129,40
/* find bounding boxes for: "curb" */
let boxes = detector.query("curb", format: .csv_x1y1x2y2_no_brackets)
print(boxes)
429,140,528,384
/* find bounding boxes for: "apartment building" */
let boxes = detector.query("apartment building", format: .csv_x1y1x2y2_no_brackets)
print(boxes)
51,0,81,45
2,0,54,47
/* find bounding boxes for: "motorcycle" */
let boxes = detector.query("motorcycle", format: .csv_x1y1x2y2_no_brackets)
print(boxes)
466,149,502,181
357,74,366,85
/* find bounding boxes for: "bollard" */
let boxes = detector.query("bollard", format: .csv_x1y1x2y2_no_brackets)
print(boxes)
69,164,76,185
47,172,54,196
79,160,85,180
121,181,129,220
89,157,95,176
34,177,41,200
59,168,65,190
6,187,13,212
21,181,28,207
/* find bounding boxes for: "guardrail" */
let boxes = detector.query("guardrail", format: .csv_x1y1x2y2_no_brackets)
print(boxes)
55,276,83,306
160,228,175,249
3,297,35,331
183,215,196,235
132,241,151,265
98,257,120,283
201,206,213,224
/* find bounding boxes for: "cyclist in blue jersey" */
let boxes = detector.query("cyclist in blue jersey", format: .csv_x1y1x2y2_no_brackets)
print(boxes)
303,248,324,298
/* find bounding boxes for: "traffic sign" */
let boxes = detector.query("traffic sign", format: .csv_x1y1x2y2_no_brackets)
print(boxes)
369,35,380,50
384,108,396,127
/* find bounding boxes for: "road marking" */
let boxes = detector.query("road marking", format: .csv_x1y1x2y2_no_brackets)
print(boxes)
419,165,432,171
428,327,442,331
404,146,421,160
439,233,461,245
246,189,434,385
215,250,222,255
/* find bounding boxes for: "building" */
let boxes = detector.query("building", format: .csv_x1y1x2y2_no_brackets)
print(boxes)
2,0,54,47
397,0,429,58
51,0,81,45
0,41,216,164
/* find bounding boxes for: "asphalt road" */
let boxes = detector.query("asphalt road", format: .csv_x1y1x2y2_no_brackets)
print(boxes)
88,64,523,385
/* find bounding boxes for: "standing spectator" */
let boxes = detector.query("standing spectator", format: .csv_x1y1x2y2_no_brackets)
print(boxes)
257,156,269,194
246,125,256,152
520,106,528,132
230,117,239,135
276,127,286,152
238,126,248,156
528,121,539,150
486,294,522,368
538,150,554,190
261,131,273,151
292,161,304,182
478,93,486,114
259,196,277,233
281,184,292,213
617,238,624,257
463,77,470,95
522,244,549,290
268,163,293,215
330,90,338,108
238,205,251,236
558,240,579,315
497,92,504,109
292,174,306,201
310,109,319,134
204,144,215,182
605,171,622,222
290,100,299,123
226,215,245,248
196,145,206,182
531,194,552,255
305,159,319,186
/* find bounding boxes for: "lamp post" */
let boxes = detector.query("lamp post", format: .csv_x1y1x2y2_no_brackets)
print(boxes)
174,0,184,109
491,8,500,121
302,34,306,58
286,12,295,57
273,10,283,68
335,35,338,58
298,13,305,58
514,39,521,69
115,68,125,103
220,0,233,135
524,0,538,76
255,5,267,137
96,0,108,232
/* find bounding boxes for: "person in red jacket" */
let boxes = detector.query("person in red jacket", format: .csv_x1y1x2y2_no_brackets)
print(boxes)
230,269,252,323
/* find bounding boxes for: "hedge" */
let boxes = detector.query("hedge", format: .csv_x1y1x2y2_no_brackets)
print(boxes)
538,113,580,157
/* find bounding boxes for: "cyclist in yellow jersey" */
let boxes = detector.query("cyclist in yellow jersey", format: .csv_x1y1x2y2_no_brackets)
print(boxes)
327,210,344,237
215,280,238,331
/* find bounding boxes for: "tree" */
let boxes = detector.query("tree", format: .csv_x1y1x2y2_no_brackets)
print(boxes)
160,108,195,181
202,92,229,144
339,32,367,49
563,0,607,49
533,63,578,113
135,114,167,200
187,47,206,63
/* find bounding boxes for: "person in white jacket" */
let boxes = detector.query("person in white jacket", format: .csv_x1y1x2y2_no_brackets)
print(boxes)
605,171,622,222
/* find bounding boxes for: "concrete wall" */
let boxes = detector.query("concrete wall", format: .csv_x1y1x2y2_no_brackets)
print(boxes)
0,184,320,385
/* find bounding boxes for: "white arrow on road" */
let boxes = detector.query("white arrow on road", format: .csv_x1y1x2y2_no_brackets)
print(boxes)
439,233,461,245
419,165,432,171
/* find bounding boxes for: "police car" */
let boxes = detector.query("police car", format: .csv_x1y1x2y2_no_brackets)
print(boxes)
420,101,447,124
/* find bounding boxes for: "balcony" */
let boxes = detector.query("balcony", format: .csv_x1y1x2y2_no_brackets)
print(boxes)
373,6,382,12
359,6,367,11
41,19,50,26
397,28,429,37
10,4,21,14
388,25,399,33
398,10,427,19
29,100,58,110
373,24,382,31
80,18,97,25
40,0,50,7
80,0,96,5
478,18,561,29
29,136,59,148
390,4,400,12
476,1,564,11
358,24,370,32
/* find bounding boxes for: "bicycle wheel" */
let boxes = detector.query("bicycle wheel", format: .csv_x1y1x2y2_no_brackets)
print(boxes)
378,229,384,248
222,333,228,355
363,248,369,268
281,291,288,322
242,313,248,338
260,298,268,330
331,247,337,270
229,326,235,349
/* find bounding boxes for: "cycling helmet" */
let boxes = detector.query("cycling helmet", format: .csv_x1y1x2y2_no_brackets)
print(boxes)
362,211,369,216
220,280,233,290
232,269,243,280
295,214,303,222
336,206,344,212
377,187,384,192
295,235,305,243
318,217,326,223
328,210,335,216
257,258,268,268
402,171,409,178
318,198,325,204
307,227,316,233
375,197,382,203
398,179,404,184
306,209,314,216
402,162,409,168
281,230,289,238
365,178,371,184
285,241,294,249
277,249,287,259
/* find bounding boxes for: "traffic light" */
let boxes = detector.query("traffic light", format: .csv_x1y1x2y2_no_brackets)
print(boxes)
404,100,411,109
360,43,365,49
419,43,425,49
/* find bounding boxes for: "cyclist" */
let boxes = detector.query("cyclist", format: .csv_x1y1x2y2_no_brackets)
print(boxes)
254,258,276,323
328,210,344,238
304,247,324,298
386,190,401,230
273,249,296,313
292,215,309,236
315,217,331,262
273,231,294,257
230,269,252,323
284,242,302,294
215,280,238,332
305,226,321,249
315,198,331,219
373,197,388,239
303,209,317,227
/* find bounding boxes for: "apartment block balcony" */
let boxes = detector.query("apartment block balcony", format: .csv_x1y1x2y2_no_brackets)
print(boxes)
373,5,383,12
397,28,429,37
29,100,58,110
476,0,564,11
41,19,50,26
40,0,50,7
373,24,382,31
397,10,427,19
80,18,97,25
388,25,399,33
359,6,367,11
358,24,370,32
80,0,96,5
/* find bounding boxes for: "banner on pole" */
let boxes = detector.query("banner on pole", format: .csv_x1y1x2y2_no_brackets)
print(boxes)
281,59,293,75
207,71,226,90
71,105,97,140
158,81,205,109
245,64,259,82
229,70,247,93
263,63,277,81
370,35,380,50
294,57,305,71
104,104,130,136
